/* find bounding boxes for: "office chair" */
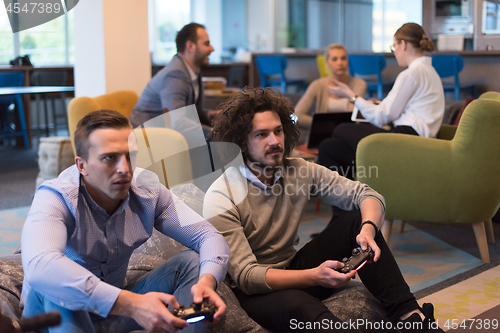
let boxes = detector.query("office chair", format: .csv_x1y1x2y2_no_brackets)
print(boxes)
0,71,29,149
431,54,477,101
255,55,306,92
227,65,247,88
348,54,393,100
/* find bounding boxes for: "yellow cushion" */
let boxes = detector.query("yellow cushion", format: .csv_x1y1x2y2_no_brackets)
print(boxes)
67,90,139,155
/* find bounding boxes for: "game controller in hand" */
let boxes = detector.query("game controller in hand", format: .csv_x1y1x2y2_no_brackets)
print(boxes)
171,301,215,324
337,247,374,273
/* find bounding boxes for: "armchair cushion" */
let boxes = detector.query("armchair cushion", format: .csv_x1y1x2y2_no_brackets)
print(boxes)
67,90,139,155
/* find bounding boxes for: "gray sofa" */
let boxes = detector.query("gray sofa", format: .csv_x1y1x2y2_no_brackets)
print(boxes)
0,184,390,332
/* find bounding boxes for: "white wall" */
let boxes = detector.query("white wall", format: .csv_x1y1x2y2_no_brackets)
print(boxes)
275,0,289,51
191,0,223,63
73,0,106,97
74,0,150,97
247,0,275,52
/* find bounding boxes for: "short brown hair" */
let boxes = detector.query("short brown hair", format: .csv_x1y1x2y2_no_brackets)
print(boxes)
176,23,206,54
211,87,300,159
74,109,132,160
394,22,435,52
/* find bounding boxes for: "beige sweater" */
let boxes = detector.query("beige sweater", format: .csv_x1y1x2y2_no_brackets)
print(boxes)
203,158,385,295
295,76,367,131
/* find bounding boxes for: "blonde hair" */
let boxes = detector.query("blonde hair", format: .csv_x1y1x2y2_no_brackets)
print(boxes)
394,22,435,52
324,43,348,61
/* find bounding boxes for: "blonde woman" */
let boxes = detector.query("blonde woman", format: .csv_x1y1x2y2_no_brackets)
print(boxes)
295,44,366,137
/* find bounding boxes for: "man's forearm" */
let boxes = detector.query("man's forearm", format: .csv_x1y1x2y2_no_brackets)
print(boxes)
359,197,385,237
197,273,217,290
359,198,385,228
265,267,316,291
109,290,136,317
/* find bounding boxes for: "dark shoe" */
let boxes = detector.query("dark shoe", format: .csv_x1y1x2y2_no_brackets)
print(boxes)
397,303,444,332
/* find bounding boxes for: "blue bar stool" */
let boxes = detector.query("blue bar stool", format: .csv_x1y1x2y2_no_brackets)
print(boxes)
0,72,29,149
431,54,477,101
255,55,306,93
348,54,394,100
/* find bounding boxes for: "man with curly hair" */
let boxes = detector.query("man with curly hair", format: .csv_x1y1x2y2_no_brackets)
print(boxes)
203,88,444,332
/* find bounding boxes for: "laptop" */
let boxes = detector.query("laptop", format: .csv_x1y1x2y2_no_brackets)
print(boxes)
306,112,353,150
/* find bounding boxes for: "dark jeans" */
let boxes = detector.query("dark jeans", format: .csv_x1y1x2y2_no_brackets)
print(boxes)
317,123,418,179
233,210,418,332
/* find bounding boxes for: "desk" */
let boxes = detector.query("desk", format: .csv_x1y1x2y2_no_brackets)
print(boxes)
0,86,75,148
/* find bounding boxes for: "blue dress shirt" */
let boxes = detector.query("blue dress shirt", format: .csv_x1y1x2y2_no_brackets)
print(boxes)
21,165,229,317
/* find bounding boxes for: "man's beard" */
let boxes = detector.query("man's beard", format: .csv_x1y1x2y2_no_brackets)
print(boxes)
194,52,209,67
245,146,283,170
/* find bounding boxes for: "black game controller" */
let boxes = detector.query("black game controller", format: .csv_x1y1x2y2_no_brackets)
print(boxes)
171,301,215,324
337,247,374,273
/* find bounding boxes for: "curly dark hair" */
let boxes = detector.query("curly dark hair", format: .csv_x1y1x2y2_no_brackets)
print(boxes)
211,87,300,159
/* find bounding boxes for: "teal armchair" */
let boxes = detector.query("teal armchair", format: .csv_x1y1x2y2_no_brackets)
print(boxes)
356,96,500,263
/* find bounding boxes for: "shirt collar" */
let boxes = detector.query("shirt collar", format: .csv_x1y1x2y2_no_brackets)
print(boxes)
239,164,283,190
183,58,199,82
408,56,430,69
79,175,130,217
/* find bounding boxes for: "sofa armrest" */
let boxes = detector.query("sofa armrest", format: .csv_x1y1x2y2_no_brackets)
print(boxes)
436,124,457,140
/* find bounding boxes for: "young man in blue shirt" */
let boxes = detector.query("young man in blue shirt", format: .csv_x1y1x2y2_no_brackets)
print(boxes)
21,109,229,333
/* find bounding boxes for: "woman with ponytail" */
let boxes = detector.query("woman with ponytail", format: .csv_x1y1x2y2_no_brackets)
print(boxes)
318,22,445,178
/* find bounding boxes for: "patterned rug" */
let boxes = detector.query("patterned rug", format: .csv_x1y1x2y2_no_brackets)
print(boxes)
420,265,500,332
0,206,29,255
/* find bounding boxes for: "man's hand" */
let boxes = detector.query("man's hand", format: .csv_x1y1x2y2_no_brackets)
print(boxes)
111,290,188,333
190,274,226,324
327,78,355,100
356,228,381,262
311,261,356,288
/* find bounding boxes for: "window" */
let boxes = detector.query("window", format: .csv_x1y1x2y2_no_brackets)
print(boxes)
287,0,422,53
148,0,191,65
482,0,500,34
0,9,14,64
0,6,73,65
372,0,422,52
